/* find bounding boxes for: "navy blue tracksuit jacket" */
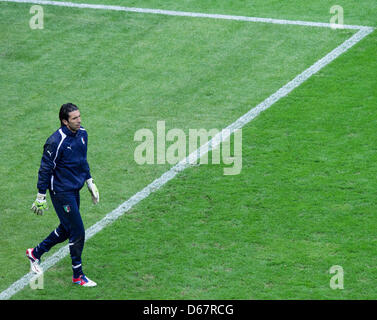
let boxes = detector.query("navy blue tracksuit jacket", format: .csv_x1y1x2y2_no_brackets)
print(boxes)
37,125,91,194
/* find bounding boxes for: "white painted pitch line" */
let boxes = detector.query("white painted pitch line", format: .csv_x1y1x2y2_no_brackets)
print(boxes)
0,1,374,300
0,0,374,30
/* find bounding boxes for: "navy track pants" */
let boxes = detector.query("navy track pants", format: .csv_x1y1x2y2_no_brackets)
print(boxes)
33,190,85,278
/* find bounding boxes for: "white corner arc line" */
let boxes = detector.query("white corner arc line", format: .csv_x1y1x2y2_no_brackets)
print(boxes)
0,0,374,30
0,1,374,300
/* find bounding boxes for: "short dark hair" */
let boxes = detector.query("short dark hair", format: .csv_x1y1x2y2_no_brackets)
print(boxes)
59,103,79,126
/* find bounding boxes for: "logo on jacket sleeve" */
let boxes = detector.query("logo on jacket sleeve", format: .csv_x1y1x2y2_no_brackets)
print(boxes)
81,137,85,145
63,205,71,213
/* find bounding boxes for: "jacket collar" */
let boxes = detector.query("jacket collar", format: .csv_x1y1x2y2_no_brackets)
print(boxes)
61,125,79,137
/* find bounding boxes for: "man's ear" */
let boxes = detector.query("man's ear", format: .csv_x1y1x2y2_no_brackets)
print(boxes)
62,119,68,126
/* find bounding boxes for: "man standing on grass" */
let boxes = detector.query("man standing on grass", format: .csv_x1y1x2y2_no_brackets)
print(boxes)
27,103,99,287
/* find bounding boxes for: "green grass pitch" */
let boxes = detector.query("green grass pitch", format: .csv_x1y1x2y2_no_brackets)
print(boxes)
0,0,376,299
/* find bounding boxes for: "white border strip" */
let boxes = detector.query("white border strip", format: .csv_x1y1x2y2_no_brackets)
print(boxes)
0,0,373,30
0,1,374,300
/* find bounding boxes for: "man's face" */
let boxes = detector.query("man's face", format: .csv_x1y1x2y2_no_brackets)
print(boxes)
63,110,81,132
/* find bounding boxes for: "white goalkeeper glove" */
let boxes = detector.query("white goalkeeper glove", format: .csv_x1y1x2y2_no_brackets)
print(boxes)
31,193,48,215
86,178,99,204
